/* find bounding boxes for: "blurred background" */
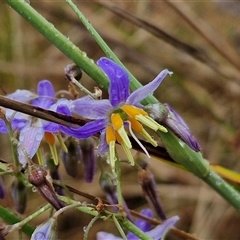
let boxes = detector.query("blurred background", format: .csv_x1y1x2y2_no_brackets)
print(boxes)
1,1,240,239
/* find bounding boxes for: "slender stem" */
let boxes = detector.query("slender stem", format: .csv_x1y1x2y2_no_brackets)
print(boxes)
112,215,127,240
7,204,51,234
83,214,100,240
115,157,124,207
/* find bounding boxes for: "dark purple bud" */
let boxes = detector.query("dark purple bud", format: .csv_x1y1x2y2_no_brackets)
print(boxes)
127,208,153,239
0,177,6,199
46,156,64,196
11,179,28,214
61,138,82,178
31,218,57,240
138,169,166,221
79,138,96,183
164,104,201,152
28,163,65,210
144,103,201,152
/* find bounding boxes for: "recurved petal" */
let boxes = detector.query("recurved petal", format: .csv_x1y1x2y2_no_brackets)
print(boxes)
70,98,112,119
75,119,107,138
18,126,44,166
126,69,172,105
97,57,130,107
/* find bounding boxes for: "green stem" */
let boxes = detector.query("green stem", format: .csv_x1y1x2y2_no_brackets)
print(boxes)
83,214,100,240
112,215,127,240
8,204,51,234
159,130,240,210
115,157,124,207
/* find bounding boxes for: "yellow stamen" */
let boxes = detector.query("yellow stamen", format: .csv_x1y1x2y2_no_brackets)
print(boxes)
128,117,143,133
111,113,132,149
129,118,157,146
144,116,168,133
49,143,59,165
121,142,135,166
141,128,158,147
57,134,68,153
122,105,147,118
111,113,123,131
109,141,116,172
36,147,44,166
106,126,116,144
106,126,116,171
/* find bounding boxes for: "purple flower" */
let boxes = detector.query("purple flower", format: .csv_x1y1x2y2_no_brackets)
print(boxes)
70,57,171,170
96,208,179,240
31,218,57,240
0,80,84,166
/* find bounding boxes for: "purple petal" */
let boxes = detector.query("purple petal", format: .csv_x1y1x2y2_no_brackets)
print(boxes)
18,126,44,166
7,90,37,102
98,130,108,155
126,69,172,105
37,80,55,97
75,119,107,138
32,80,55,108
70,98,112,120
97,57,130,107
127,208,153,239
0,120,8,133
146,215,179,240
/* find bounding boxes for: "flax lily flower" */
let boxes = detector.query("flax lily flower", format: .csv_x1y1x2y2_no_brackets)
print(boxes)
70,57,172,171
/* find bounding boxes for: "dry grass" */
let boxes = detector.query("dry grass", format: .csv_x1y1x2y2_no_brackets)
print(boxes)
1,1,240,239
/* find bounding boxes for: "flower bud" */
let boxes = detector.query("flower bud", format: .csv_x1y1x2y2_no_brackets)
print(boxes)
31,218,57,240
28,163,65,210
61,138,82,178
79,138,96,183
138,169,166,220
11,179,28,214
144,103,201,152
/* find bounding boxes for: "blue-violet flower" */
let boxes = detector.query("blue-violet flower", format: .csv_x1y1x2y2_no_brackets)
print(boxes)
70,57,172,171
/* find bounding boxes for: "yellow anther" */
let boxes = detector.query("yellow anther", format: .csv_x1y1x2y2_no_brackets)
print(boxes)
115,131,123,144
122,105,148,118
106,126,116,144
111,113,123,131
128,117,143,133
